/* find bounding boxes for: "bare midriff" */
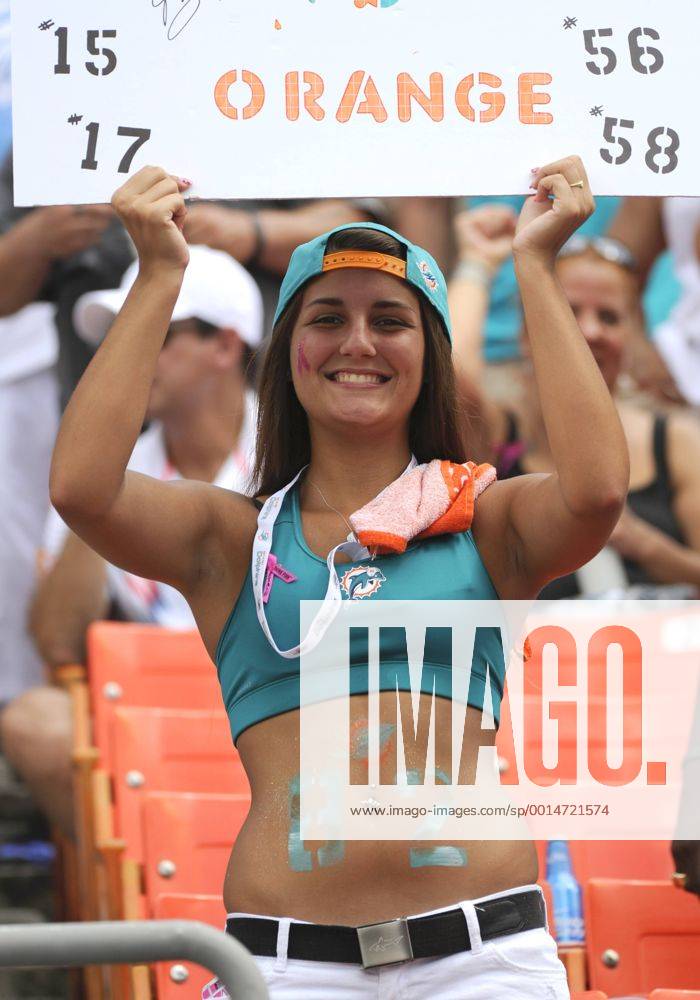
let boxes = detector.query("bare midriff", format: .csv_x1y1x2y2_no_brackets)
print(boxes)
222,692,537,924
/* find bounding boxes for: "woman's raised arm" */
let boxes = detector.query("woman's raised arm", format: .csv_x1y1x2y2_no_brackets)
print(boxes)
473,157,630,597
49,167,253,595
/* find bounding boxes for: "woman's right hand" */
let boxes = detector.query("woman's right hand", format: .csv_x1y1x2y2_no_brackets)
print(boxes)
110,166,191,277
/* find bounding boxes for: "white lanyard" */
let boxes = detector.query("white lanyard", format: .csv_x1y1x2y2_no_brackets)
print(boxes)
252,458,417,659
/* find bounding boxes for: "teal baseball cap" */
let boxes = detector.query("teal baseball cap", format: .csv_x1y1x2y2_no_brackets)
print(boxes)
273,222,452,343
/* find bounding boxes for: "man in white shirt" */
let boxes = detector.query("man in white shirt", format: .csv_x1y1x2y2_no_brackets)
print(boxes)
44,243,259,628
0,304,59,706
0,245,261,837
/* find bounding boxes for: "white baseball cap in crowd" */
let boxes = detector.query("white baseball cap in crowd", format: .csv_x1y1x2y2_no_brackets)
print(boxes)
73,245,264,349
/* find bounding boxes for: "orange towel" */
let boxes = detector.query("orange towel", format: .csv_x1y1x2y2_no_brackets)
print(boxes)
350,459,497,555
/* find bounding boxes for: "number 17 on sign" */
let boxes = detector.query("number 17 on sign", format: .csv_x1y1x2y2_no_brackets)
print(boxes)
80,123,152,173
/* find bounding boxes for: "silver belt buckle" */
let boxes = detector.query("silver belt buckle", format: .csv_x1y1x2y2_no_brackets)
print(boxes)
356,917,413,969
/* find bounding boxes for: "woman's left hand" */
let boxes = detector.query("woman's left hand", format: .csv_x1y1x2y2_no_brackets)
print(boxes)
512,156,595,267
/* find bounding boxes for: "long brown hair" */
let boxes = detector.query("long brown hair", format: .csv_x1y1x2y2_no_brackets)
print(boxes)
252,228,466,495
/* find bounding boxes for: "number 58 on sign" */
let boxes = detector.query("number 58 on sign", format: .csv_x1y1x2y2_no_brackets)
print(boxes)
10,1,699,204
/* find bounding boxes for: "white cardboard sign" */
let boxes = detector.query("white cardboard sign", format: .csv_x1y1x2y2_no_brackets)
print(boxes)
10,1,699,204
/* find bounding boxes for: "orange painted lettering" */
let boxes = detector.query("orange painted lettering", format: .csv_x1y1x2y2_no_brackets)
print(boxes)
214,69,265,121
336,71,388,124
518,72,553,125
455,73,505,124
285,71,325,122
397,72,444,123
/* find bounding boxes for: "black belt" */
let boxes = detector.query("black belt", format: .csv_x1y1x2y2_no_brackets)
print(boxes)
226,889,545,970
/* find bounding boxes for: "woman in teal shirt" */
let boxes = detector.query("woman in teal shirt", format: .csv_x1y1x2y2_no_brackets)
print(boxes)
50,157,628,998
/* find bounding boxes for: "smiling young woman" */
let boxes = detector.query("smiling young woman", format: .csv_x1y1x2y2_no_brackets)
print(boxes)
254,225,464,497
49,159,628,1000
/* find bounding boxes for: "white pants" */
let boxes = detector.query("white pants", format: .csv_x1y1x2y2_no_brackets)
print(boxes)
202,885,570,1000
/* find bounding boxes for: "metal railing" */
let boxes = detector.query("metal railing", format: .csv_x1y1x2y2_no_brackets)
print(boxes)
0,919,269,999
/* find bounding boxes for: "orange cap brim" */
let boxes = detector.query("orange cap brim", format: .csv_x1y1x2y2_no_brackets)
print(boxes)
322,250,407,279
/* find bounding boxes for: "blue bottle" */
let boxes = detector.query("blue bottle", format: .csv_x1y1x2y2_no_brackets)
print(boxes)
545,840,585,945
0,841,56,864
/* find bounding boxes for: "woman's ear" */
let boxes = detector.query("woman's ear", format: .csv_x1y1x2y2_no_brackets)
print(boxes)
215,327,244,369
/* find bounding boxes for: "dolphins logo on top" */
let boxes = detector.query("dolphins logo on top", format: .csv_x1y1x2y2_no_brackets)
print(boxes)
340,565,386,600
354,0,401,8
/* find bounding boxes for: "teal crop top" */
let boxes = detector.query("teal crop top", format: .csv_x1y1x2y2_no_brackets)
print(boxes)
216,486,505,744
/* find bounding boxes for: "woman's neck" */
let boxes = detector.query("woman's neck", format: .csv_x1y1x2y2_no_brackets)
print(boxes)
303,427,412,516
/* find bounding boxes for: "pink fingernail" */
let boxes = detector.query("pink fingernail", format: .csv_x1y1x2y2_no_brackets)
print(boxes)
531,167,539,173
181,177,192,186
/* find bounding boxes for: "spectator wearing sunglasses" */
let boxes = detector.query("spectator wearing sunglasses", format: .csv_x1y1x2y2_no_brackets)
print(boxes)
449,208,700,598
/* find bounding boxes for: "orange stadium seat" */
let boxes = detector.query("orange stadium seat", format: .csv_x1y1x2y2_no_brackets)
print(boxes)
141,792,250,908
94,707,248,920
109,707,248,854
585,879,700,995
650,992,700,999
153,894,227,1000
70,623,221,925
571,994,608,1000
533,838,672,920
87,622,220,764
92,708,248,997
569,839,673,884
535,837,673,993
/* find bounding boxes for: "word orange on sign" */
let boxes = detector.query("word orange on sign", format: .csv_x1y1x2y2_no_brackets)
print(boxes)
214,69,554,125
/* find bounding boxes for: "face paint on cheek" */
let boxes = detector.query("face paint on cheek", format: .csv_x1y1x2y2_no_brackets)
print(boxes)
296,339,311,377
